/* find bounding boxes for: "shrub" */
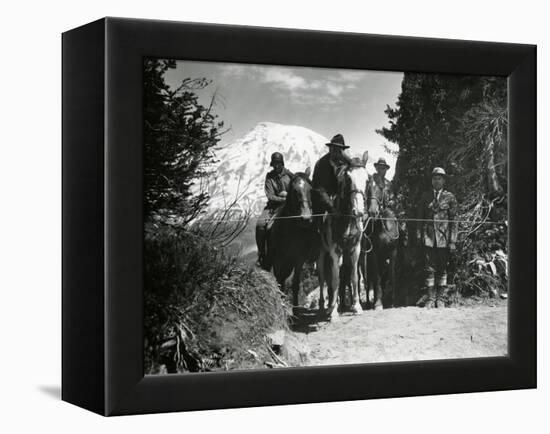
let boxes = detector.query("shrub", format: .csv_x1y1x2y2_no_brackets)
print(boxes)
144,223,289,374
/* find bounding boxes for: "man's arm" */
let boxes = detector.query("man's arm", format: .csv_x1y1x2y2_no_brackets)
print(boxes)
311,159,334,213
416,193,426,242
386,182,398,212
447,193,458,248
264,175,286,204
311,160,322,189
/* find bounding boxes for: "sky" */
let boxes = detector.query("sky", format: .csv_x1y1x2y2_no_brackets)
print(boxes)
164,60,404,178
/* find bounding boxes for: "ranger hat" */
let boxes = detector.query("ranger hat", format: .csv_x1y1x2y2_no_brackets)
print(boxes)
270,152,285,167
374,157,390,169
325,134,350,149
432,167,446,177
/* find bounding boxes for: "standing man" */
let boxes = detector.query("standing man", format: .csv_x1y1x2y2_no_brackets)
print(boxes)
255,152,293,269
416,167,458,308
311,134,353,217
367,157,397,212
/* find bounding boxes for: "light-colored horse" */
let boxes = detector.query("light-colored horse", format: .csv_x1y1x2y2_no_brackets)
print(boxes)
318,153,369,321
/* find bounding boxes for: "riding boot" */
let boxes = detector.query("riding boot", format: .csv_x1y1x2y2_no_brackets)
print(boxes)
435,286,446,308
255,225,266,267
424,286,435,309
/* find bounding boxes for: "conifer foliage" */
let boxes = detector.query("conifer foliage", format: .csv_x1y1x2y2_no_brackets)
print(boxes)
378,74,508,298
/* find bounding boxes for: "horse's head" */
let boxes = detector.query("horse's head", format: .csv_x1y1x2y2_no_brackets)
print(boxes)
286,170,313,225
368,196,380,217
337,161,369,218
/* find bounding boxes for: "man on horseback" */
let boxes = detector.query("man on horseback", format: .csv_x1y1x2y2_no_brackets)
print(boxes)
311,134,353,219
364,157,404,309
416,167,458,308
255,152,294,269
367,157,397,214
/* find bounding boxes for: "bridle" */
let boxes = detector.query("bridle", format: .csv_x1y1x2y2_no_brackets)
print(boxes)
367,196,381,218
365,196,399,241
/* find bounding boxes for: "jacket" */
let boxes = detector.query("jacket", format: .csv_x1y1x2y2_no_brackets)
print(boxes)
367,173,397,212
417,189,458,248
264,168,293,209
311,152,350,212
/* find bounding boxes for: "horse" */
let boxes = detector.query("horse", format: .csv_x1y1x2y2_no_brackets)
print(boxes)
317,154,369,321
364,196,403,309
268,169,318,308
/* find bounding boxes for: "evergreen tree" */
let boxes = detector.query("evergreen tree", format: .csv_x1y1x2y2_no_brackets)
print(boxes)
378,73,508,297
144,59,225,224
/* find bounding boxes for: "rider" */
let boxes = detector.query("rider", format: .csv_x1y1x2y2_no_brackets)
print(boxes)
367,157,397,213
416,167,458,308
311,134,353,221
255,152,294,269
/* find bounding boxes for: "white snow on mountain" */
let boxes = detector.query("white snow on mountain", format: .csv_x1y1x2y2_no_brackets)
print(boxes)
195,122,328,217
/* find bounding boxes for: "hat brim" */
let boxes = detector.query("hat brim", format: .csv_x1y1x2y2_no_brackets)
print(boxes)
374,163,390,169
325,142,350,149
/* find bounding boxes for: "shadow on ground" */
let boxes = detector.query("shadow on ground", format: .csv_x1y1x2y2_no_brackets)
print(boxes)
37,385,61,400
289,307,327,333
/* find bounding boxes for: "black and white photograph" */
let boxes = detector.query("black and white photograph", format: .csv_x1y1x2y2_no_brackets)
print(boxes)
1,0,544,430
144,59,509,374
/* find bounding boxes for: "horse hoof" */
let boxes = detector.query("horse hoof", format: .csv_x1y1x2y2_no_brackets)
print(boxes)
374,303,383,311
327,308,340,322
351,303,363,315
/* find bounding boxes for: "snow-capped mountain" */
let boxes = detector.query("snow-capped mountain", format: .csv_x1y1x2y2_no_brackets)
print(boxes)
196,122,328,217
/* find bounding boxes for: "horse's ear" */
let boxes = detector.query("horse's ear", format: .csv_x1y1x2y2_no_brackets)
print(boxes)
305,166,311,178
362,151,369,166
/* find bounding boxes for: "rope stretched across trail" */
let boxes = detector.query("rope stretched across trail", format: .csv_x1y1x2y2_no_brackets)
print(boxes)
193,213,507,225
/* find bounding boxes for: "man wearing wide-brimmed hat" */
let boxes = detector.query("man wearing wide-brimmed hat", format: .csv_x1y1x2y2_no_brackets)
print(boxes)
311,134,353,216
367,157,397,213
255,152,294,269
416,167,458,308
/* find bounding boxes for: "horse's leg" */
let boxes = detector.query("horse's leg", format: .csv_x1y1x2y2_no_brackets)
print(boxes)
292,260,304,309
390,248,397,307
366,253,374,307
339,253,350,311
274,259,291,302
317,251,326,312
358,250,367,307
327,248,340,321
373,254,383,310
350,244,363,314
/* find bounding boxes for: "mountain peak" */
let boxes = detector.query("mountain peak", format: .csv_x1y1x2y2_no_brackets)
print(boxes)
198,123,328,216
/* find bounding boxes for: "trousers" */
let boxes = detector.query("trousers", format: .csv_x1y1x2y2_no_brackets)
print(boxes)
424,247,449,287
255,207,277,260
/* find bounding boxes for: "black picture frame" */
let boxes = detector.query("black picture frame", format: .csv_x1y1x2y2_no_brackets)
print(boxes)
62,17,536,416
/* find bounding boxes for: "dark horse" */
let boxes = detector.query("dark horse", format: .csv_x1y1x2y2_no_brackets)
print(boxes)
364,197,404,309
267,170,318,307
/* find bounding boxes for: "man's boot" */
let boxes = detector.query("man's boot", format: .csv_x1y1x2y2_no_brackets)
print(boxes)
425,286,436,309
435,286,446,308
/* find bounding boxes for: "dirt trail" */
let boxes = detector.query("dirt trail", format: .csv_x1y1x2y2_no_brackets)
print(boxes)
290,303,507,366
